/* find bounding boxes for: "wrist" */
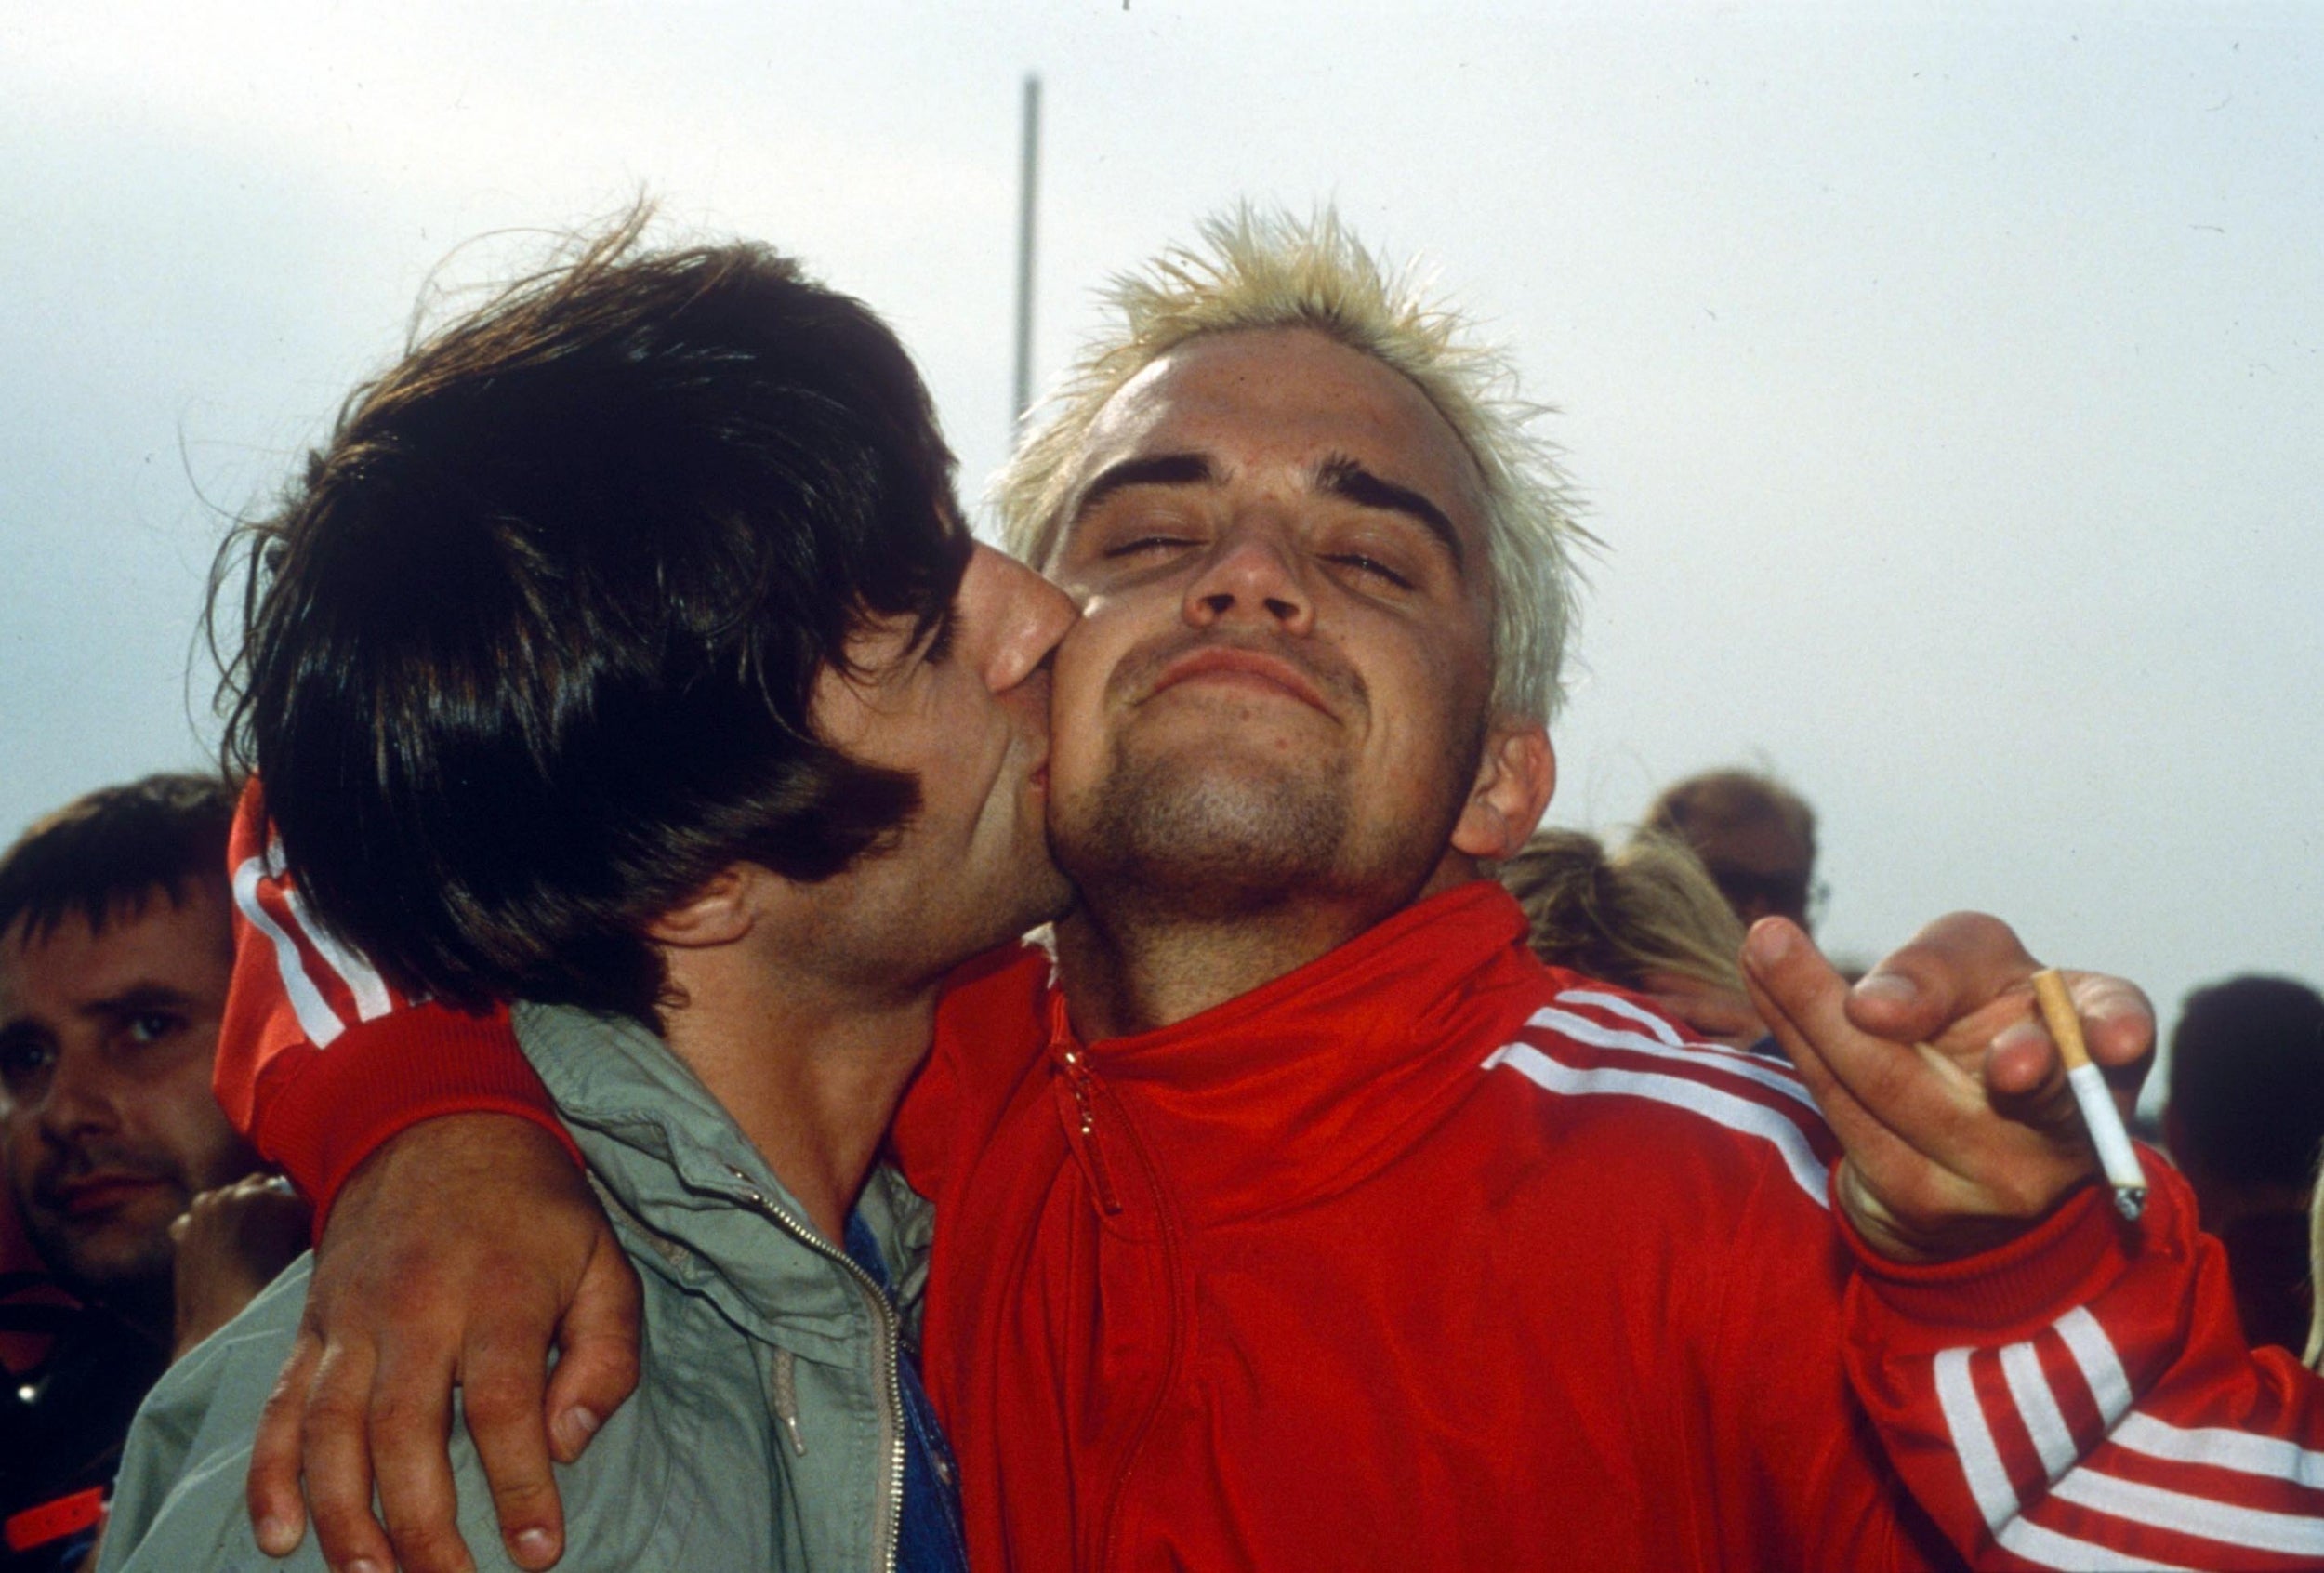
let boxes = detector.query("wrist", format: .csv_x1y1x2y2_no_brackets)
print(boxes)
1835,1160,2061,1265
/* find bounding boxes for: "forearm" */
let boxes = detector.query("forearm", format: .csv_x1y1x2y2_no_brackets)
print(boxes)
1846,1157,2324,1568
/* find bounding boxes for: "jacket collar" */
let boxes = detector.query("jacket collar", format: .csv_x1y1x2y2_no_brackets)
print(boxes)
511,1001,931,1366
1050,881,1547,1224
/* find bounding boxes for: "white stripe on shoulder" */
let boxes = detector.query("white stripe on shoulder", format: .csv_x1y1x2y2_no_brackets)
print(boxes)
1482,1041,1829,1206
1935,1345,2020,1534
279,881,395,1023
231,855,346,1048
2051,1467,2324,1558
1525,1007,1817,1113
1554,989,1791,1077
1554,988,1684,1047
2112,1412,2324,1492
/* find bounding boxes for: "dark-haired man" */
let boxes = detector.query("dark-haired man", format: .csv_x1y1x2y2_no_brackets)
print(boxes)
99,227,1071,1572
161,211,2324,1572
2164,976,2324,1353
0,775,265,1571
1644,767,1824,933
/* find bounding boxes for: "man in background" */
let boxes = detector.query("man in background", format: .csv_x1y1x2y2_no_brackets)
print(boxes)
1644,765,1823,933
2164,974,2324,1353
0,776,293,1571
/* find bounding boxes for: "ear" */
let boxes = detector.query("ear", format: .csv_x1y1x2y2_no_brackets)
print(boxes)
1450,721,1555,861
644,866,761,949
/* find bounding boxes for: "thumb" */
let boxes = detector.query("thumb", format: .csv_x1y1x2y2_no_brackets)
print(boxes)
543,1222,642,1461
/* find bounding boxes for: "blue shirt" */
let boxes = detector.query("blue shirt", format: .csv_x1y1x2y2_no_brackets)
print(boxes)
845,1214,968,1573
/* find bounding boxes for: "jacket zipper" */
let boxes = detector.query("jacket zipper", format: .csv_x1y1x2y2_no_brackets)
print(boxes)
1085,1089,1186,1573
1050,992,1125,1216
1050,998,1178,1568
724,1167,906,1573
1055,1044,1127,1214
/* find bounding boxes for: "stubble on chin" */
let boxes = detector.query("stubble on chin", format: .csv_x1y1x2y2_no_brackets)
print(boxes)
1057,743,1352,923
25,1190,184,1304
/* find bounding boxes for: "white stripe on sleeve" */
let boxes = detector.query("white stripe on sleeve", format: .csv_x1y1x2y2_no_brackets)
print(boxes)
231,855,347,1049
2112,1412,2324,1491
1940,1337,2202,1569
280,881,395,1023
1936,1345,2021,1535
2002,1339,2080,1483
2051,1467,2324,1558
2057,1306,2135,1427
1995,1519,2194,1572
1483,1042,1829,1206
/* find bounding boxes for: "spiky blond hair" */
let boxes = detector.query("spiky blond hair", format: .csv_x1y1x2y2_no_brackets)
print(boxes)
993,205,1588,721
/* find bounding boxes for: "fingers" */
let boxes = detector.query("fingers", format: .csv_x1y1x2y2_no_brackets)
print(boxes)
542,1228,643,1463
248,1330,321,1558
231,1113,622,1573
1841,913,2153,1104
461,1326,563,1570
1842,911,2040,1047
1743,918,2034,1248
1743,919,1976,1164
1745,912,2151,1263
300,1337,403,1573
2067,970,2157,1076
365,1329,474,1573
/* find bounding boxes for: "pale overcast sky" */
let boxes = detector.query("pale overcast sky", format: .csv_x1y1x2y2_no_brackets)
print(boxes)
4,3,2318,1101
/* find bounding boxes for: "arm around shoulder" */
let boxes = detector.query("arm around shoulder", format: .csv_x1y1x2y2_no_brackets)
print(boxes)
1845,1157,2324,1570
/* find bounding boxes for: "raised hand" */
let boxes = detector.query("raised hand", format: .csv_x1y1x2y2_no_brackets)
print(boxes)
244,1114,640,1573
170,1174,313,1362
1740,911,2154,1263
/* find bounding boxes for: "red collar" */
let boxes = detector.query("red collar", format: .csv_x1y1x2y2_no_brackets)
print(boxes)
1042,881,1548,1223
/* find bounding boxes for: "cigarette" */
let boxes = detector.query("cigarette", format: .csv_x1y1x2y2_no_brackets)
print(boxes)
2029,969,2146,1221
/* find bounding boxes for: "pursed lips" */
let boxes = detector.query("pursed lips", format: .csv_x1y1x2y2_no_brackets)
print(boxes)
1143,645,1335,715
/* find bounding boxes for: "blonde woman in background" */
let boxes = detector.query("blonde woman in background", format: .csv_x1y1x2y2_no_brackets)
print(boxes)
1499,827,1768,1050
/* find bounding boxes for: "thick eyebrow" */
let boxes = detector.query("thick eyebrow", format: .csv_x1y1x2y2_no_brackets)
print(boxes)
1312,454,1464,571
82,984,198,1022
1064,452,1219,535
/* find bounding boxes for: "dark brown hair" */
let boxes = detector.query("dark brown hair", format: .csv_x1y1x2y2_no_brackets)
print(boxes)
214,214,971,1024
0,774,236,945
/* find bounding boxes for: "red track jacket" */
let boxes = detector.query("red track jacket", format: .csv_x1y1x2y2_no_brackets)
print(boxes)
219,790,2324,1570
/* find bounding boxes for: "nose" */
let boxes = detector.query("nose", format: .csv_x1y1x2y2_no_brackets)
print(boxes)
958,543,1077,694
36,1047,120,1146
1182,524,1314,636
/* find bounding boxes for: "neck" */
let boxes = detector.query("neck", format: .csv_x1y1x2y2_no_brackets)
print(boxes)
1057,853,1482,1039
658,947,935,1243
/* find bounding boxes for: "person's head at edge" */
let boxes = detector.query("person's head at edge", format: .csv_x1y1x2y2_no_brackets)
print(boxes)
0,774,254,1338
2165,976,2324,1220
1643,767,1821,933
217,211,1075,1035
992,207,1587,1033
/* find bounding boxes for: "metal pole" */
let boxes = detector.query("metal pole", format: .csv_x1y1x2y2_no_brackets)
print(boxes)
1011,73,1042,430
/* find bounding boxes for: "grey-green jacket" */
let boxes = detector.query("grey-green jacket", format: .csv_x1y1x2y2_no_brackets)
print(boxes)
100,1000,935,1573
